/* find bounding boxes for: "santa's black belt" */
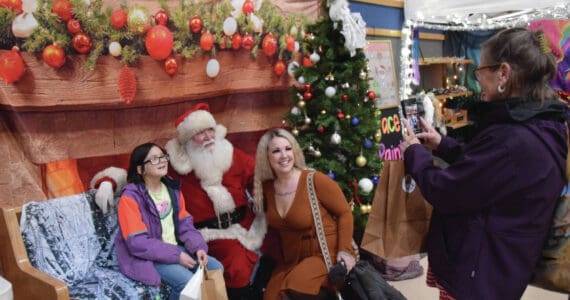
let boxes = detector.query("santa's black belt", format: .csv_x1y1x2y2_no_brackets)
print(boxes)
194,206,247,229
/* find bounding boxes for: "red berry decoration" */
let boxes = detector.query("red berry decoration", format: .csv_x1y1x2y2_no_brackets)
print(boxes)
72,32,92,54
0,47,25,84
189,16,203,34
231,33,242,50
285,34,295,52
199,31,214,51
262,33,277,57
51,0,73,21
42,44,66,69
303,91,312,100
145,25,174,60
0,0,23,14
110,9,127,30
342,94,349,102
274,60,286,77
66,18,82,34
164,56,177,75
118,65,137,104
367,90,376,99
154,9,168,26
242,33,254,50
242,0,254,14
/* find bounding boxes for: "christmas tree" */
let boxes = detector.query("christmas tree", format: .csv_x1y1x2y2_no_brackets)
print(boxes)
284,0,382,236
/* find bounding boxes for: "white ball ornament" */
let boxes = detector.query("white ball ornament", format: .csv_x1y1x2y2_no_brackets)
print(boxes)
330,132,341,145
297,76,305,84
12,12,38,38
287,61,299,77
108,42,122,57
206,59,220,78
325,86,336,98
222,17,237,36
313,149,322,157
291,106,301,115
358,178,374,194
309,51,320,63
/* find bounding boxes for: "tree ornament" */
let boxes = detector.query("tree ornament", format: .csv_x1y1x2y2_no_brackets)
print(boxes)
118,65,137,104
12,12,38,38
287,61,299,77
342,94,348,102
297,76,305,84
66,18,81,34
110,9,127,30
313,149,322,157
199,31,214,51
274,60,286,77
330,132,341,145
242,0,254,14
164,56,177,75
320,110,326,115
372,176,379,184
328,171,335,180
337,112,345,119
189,15,203,34
307,144,315,152
359,70,367,80
375,130,382,142
128,6,150,34
0,0,23,13
364,138,372,149
72,32,92,54
304,116,311,125
309,51,320,63
304,84,311,92
302,56,313,67
108,41,122,57
145,25,173,60
303,91,312,101
291,106,301,115
355,154,367,167
231,33,243,50
0,47,25,84
51,0,73,21
42,44,65,69
367,90,376,99
325,86,336,98
154,9,168,26
242,33,254,50
285,34,296,52
358,178,374,194
297,100,306,108
351,117,360,126
317,126,324,133
206,58,220,78
341,82,350,89
262,33,278,57
325,72,335,81
291,128,299,136
222,17,237,36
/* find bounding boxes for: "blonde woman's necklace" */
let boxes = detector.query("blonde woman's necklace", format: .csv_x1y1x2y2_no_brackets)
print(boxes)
275,189,296,197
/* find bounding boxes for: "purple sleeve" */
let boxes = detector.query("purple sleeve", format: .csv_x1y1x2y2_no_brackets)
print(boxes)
178,214,208,254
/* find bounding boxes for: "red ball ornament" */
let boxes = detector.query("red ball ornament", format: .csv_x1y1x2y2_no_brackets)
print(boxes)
303,91,312,100
274,60,286,77
262,33,277,57
337,112,345,119
189,16,203,34
285,34,296,52
304,84,311,92
231,33,242,50
199,31,214,51
242,0,254,14
66,18,82,34
164,56,177,75
242,33,254,50
52,0,73,21
154,9,168,26
0,0,23,14
318,126,325,133
145,25,174,60
367,90,376,99
342,94,349,102
0,47,25,84
72,32,92,54
42,44,66,69
110,9,127,30
303,56,313,67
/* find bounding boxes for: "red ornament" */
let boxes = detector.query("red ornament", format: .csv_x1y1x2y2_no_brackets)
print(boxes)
285,34,295,52
199,31,214,51
72,32,92,54
337,112,345,119
303,91,312,100
231,33,242,50
318,126,325,133
242,33,254,50
66,18,82,34
342,94,349,102
110,9,127,30
164,56,177,75
51,0,73,21
304,84,311,92
242,0,254,14
145,25,174,60
262,33,277,57
189,16,203,34
0,0,23,14
154,9,169,26
42,44,66,69
274,60,286,77
303,56,313,67
118,65,137,104
367,90,376,99
0,47,25,84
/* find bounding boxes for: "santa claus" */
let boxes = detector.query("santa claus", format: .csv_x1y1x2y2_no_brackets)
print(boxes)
91,103,267,299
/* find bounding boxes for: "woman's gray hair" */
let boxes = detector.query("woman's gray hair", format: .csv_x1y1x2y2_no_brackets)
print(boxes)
252,128,307,212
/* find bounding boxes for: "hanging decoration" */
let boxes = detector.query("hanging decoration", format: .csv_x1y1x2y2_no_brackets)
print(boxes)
42,44,66,68
0,46,25,84
206,58,220,78
11,12,38,38
118,65,137,104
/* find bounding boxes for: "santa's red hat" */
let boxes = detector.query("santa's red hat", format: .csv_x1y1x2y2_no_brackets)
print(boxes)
175,103,224,144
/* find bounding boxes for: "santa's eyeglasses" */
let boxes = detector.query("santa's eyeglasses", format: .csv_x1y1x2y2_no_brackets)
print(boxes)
143,154,170,165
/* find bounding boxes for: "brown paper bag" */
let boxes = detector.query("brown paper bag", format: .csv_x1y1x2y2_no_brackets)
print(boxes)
360,160,432,259
201,268,228,300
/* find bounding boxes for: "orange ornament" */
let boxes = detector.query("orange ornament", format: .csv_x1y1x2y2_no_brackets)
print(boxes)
51,0,73,21
42,44,66,69
242,0,254,14
199,31,214,51
274,60,286,77
242,33,254,50
145,25,173,60
110,9,127,30
231,33,242,50
0,47,25,84
164,56,177,75
285,34,296,52
72,32,92,54
262,33,277,57
189,16,203,34
118,65,137,104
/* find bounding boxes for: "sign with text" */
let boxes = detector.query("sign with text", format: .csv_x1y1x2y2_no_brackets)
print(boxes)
378,106,403,161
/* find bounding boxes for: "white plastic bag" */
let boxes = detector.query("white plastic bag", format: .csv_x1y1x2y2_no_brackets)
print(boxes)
180,265,205,300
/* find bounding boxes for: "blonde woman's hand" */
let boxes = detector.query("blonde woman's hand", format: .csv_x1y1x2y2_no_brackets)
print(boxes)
196,249,208,266
337,251,356,273
179,251,197,269
401,118,421,153
415,117,441,150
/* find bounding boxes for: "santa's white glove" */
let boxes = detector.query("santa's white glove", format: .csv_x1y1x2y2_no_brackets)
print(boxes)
95,181,114,214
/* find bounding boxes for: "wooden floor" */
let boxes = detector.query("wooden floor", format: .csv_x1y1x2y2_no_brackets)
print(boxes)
389,257,568,300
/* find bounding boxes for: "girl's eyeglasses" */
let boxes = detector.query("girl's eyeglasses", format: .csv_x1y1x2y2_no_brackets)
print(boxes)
143,154,170,165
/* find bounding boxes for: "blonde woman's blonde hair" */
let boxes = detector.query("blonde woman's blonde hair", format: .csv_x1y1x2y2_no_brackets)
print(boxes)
253,128,307,212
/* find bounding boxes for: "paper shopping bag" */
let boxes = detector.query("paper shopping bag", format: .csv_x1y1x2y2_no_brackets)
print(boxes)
360,160,432,259
202,268,228,300
180,265,205,300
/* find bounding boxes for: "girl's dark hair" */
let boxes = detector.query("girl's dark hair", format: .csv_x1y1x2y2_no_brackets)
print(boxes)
481,27,556,102
126,142,166,184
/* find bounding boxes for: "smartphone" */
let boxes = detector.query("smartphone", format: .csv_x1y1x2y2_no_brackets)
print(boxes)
401,98,423,134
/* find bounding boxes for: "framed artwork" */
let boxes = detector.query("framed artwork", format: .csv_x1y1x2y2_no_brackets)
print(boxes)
365,40,399,108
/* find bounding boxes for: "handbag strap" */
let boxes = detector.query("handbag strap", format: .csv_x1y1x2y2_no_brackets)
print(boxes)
307,171,334,270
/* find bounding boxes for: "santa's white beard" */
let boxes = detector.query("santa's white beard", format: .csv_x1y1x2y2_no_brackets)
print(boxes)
185,138,233,186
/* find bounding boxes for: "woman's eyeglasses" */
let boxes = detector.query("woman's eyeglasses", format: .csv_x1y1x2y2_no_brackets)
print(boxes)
472,64,500,81
143,154,170,165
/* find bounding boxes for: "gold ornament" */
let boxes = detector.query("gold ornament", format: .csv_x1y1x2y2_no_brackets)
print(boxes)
356,155,367,167
297,100,306,108
345,114,351,120
127,6,150,34
321,110,327,115
291,128,299,136
375,130,382,142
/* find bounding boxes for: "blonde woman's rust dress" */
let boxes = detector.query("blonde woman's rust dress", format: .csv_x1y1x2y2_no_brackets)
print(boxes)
262,170,355,300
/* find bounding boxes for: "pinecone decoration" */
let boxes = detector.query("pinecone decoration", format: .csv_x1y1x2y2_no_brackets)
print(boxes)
118,65,137,104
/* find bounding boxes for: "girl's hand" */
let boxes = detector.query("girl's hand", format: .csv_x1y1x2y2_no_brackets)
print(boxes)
196,249,208,266
179,251,196,269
